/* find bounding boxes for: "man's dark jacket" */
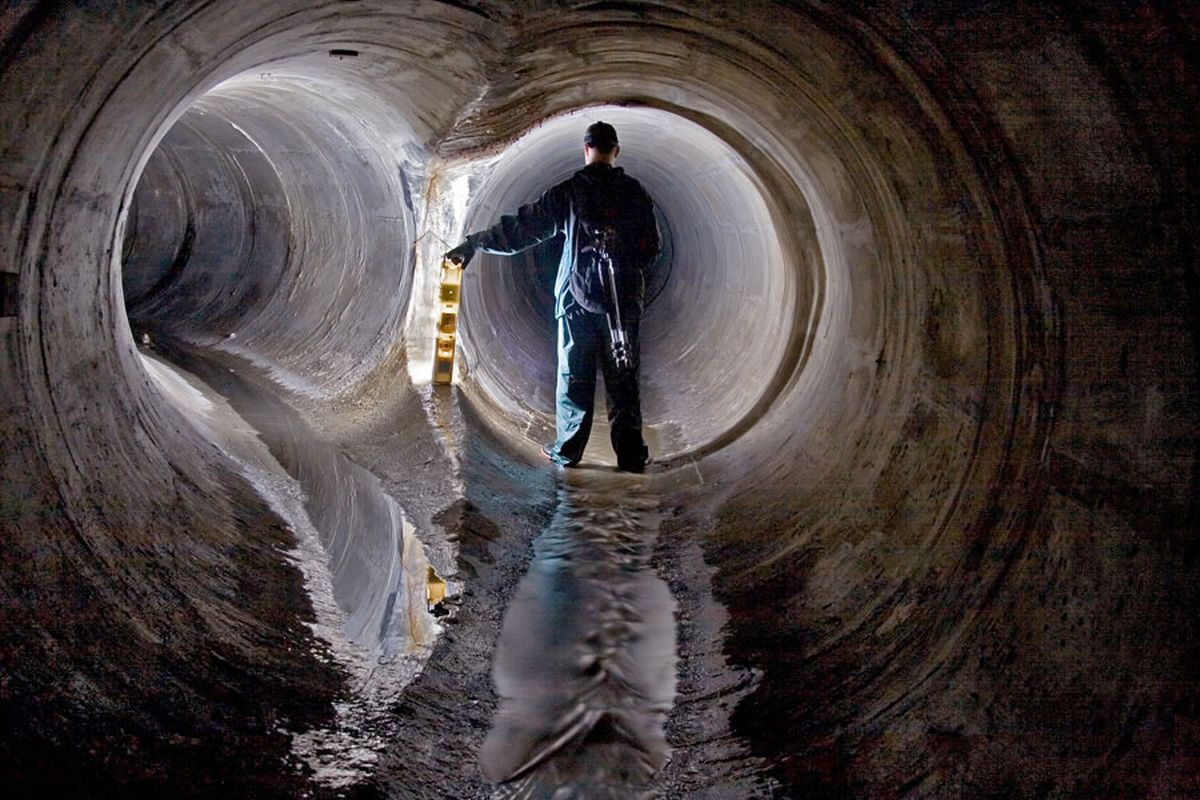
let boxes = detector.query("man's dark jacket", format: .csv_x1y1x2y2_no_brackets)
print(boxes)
468,162,661,319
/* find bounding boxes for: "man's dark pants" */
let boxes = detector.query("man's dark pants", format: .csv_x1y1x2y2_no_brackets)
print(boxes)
547,308,648,470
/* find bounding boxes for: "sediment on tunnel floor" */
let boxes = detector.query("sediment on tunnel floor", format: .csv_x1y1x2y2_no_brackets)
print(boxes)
1,1,1197,797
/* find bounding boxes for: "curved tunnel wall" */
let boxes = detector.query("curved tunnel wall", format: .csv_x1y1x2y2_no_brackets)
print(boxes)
123,75,417,394
0,1,1196,796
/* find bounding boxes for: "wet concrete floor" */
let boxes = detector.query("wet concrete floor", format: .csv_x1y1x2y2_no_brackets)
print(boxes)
483,478,675,798
141,337,746,798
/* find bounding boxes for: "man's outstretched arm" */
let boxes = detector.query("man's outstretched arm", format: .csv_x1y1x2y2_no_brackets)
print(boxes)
445,185,566,268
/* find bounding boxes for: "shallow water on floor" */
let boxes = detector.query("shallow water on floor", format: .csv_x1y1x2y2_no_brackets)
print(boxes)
483,474,678,799
142,345,443,790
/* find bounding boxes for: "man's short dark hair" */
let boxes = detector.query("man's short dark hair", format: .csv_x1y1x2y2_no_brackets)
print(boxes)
584,121,619,153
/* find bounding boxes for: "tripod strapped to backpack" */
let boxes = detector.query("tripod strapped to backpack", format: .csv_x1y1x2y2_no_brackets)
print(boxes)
586,225,633,372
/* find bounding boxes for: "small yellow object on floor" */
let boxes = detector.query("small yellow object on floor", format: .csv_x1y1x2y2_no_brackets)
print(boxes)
426,565,446,609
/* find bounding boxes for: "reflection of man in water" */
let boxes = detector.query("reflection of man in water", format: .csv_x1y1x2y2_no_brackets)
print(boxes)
445,121,661,472
478,482,676,792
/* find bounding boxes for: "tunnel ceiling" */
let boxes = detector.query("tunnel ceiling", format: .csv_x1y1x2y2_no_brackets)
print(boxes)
1,1,1197,797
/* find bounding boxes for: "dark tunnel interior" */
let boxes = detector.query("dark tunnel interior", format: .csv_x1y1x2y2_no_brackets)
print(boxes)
1,2,1198,798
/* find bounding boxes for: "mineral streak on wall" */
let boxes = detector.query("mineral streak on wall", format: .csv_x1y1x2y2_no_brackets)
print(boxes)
0,1,1197,798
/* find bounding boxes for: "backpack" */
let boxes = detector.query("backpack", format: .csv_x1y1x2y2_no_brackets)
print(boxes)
570,174,630,314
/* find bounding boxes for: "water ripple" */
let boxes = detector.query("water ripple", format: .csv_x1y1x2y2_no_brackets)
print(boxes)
483,474,678,798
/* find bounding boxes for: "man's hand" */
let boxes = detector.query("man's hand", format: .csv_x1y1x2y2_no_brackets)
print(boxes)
444,238,477,269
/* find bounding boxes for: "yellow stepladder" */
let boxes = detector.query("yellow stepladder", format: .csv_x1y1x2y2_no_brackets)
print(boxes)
432,258,462,384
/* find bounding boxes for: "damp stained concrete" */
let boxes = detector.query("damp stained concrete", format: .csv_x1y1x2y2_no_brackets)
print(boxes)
2,2,1199,798
130,335,713,798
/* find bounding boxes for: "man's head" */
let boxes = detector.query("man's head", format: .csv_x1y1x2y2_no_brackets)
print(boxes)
584,121,619,164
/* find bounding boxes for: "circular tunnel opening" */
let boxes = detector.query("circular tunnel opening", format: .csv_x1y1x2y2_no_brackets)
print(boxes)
459,105,807,464
121,68,418,396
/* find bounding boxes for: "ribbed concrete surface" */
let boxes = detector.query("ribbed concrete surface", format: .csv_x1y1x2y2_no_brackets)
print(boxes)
0,2,1196,797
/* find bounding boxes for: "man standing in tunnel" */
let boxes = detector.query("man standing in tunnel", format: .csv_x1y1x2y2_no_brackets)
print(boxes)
445,121,661,472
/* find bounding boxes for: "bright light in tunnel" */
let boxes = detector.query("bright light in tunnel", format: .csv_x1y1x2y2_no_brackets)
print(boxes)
405,165,483,386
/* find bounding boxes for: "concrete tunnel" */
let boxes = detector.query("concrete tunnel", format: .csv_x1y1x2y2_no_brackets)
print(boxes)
1,1,1197,797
